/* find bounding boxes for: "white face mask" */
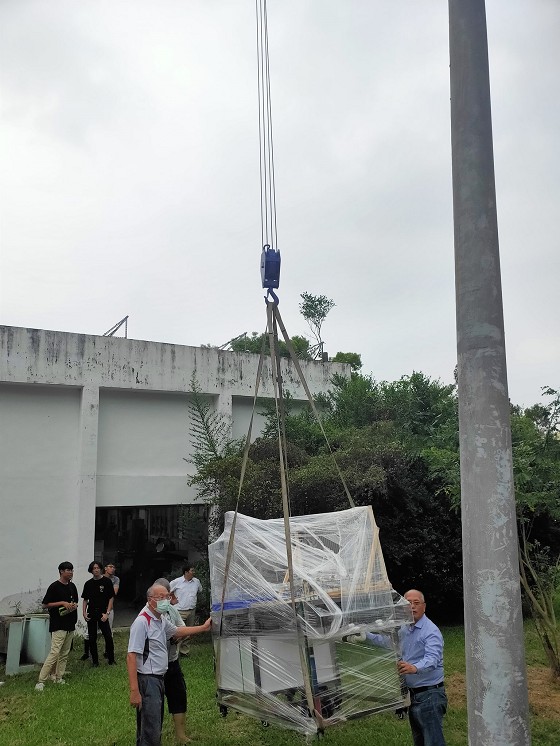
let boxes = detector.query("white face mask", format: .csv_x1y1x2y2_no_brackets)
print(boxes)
156,599,171,613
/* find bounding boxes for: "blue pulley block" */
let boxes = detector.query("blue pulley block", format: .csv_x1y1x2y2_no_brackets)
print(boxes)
260,245,281,289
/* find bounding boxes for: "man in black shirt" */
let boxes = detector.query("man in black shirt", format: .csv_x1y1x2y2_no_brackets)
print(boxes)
35,561,79,691
82,560,115,666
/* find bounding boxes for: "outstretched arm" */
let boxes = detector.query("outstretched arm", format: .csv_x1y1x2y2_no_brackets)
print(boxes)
173,617,212,639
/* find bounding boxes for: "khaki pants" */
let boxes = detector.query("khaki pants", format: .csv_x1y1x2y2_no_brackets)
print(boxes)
38,630,74,683
178,609,196,655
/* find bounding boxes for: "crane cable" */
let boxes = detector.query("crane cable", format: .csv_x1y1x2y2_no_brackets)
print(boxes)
215,3,354,731
256,0,278,253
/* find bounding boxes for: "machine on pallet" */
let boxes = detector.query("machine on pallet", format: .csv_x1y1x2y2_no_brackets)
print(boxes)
209,506,413,737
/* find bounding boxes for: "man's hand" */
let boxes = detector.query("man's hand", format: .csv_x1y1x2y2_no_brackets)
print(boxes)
101,612,108,622
63,602,77,610
84,613,90,621
130,689,142,709
171,617,212,643
397,660,418,675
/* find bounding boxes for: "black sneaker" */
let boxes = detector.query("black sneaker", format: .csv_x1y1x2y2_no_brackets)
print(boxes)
92,662,99,668
103,652,108,659
80,654,89,661
108,660,117,665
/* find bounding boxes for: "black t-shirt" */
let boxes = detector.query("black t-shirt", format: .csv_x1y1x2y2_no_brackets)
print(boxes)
81,576,114,613
42,580,79,632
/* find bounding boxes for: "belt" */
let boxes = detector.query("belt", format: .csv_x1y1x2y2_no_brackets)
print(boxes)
138,672,165,680
409,681,444,695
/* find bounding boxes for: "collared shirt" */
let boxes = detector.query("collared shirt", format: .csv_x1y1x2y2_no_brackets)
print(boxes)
164,604,185,663
366,614,444,688
128,605,178,676
401,614,444,688
170,576,202,610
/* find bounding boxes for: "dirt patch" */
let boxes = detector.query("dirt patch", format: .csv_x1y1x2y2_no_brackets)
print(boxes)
446,666,560,720
0,693,35,723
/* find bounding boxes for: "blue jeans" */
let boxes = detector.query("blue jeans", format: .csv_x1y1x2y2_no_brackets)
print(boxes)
409,687,447,746
136,674,165,746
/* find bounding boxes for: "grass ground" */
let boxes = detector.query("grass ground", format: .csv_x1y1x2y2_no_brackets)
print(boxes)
0,624,558,745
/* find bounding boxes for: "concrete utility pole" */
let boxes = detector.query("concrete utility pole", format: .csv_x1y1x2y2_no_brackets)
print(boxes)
448,2,531,744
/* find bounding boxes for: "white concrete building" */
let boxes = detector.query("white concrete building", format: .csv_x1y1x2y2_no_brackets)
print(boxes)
0,325,348,613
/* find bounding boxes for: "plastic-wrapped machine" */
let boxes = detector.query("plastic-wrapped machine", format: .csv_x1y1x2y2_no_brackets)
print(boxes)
209,505,413,736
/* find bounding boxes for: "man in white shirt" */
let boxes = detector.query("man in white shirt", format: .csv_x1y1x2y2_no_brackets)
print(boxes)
170,566,203,656
127,583,211,746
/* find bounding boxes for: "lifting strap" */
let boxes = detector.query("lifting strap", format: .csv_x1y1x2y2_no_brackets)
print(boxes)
215,300,355,730
214,329,267,685
267,300,322,729
272,301,355,509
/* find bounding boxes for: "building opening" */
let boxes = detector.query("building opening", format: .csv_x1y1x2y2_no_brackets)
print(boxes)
94,505,208,611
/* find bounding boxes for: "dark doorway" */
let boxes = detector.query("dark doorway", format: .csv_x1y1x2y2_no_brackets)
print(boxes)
94,505,208,611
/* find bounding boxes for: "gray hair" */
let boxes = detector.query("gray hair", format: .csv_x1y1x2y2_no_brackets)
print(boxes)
404,589,425,603
154,577,171,592
146,583,168,599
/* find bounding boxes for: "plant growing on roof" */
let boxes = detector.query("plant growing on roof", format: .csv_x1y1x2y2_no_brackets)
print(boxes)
299,292,335,360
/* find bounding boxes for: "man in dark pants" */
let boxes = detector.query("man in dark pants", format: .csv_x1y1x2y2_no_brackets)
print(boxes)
366,589,447,745
154,577,189,744
81,560,115,667
127,583,211,746
397,589,447,746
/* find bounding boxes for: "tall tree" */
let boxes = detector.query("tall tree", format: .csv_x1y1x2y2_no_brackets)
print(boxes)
512,387,560,679
299,292,335,359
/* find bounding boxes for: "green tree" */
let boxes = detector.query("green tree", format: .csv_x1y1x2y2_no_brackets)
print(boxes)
299,292,335,359
230,332,312,360
331,352,362,370
519,533,560,679
193,370,465,620
512,387,560,679
186,355,559,632
185,374,238,539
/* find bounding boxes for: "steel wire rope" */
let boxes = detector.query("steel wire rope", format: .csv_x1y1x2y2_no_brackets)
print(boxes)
255,0,266,248
255,0,278,252
263,1,279,253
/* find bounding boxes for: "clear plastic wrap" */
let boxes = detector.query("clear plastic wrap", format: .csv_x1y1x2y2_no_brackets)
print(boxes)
209,506,413,735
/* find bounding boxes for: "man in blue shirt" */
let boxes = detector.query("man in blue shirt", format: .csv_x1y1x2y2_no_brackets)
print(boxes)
368,589,447,745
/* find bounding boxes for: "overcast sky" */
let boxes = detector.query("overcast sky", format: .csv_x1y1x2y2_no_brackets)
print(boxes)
1,0,558,408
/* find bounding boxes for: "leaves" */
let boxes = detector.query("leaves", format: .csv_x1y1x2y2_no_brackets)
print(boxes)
186,364,559,627
229,332,312,360
299,292,335,358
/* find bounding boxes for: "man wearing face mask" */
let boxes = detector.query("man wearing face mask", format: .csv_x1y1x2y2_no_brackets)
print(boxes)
127,583,211,746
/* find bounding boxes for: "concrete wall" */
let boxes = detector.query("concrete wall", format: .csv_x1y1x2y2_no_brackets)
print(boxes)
0,326,348,613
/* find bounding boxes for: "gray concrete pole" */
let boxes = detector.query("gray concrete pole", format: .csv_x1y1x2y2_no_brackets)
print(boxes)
448,2,531,744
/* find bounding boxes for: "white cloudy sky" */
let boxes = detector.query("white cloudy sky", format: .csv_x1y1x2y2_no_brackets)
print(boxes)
1,0,558,408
